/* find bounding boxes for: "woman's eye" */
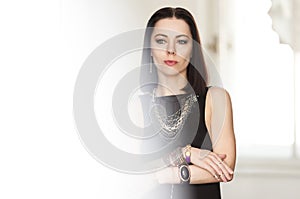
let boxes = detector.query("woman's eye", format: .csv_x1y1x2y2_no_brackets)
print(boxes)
155,39,167,44
177,39,188,44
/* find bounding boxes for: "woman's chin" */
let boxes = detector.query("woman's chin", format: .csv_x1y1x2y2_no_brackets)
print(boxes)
157,66,187,77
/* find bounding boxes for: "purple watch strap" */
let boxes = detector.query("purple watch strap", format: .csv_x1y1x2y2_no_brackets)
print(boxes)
186,156,190,164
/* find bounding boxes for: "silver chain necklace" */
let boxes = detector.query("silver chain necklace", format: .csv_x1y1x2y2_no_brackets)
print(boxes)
152,89,197,140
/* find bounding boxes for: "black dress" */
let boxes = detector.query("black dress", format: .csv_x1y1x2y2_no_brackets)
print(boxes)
140,87,221,199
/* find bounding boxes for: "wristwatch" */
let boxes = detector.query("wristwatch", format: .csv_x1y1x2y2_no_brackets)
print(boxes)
178,162,190,184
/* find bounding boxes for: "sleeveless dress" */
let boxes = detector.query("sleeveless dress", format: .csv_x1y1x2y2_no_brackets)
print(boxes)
140,87,221,199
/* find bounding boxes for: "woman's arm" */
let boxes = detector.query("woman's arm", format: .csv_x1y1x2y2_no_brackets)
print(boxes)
190,87,236,183
153,151,232,184
153,157,231,184
206,87,236,171
154,87,236,184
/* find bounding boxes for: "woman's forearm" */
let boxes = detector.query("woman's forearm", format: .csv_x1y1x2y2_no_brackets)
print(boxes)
189,165,228,184
154,164,232,184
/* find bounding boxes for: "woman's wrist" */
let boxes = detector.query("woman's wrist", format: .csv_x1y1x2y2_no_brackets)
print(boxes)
172,166,181,184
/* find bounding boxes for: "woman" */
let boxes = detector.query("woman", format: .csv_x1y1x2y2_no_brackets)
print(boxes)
139,7,236,199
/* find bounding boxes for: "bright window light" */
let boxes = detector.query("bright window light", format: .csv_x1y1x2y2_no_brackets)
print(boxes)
231,0,295,158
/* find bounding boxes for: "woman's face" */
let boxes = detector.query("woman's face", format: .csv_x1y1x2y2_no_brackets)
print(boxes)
151,18,193,77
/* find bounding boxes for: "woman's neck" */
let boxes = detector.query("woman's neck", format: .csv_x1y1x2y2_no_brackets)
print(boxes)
156,73,188,96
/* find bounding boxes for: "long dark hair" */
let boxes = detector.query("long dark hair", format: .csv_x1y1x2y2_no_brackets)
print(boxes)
140,7,208,95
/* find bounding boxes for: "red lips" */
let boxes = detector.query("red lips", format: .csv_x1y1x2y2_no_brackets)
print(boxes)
164,60,178,66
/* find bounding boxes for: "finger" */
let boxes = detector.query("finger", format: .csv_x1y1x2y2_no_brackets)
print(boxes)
203,157,226,182
222,161,234,175
211,153,234,175
193,154,227,182
218,173,227,182
219,160,234,175
202,162,222,181
217,154,226,160
192,150,233,181
194,154,223,180
208,154,232,181
205,152,227,181
217,162,231,181
211,153,233,178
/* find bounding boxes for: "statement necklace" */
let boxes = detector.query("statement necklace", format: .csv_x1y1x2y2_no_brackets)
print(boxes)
152,89,197,140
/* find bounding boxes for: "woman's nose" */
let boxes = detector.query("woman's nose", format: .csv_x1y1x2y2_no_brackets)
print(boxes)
167,50,176,55
167,43,176,55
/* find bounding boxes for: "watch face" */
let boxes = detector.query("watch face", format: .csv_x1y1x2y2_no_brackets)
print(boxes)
179,165,190,182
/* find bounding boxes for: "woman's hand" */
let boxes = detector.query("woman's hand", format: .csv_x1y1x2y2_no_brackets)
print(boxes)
190,147,234,182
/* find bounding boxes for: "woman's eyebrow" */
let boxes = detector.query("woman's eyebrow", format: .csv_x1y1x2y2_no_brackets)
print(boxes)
154,33,168,37
175,34,190,38
154,33,190,38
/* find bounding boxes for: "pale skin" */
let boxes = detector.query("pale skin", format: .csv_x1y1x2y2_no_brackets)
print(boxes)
150,18,236,184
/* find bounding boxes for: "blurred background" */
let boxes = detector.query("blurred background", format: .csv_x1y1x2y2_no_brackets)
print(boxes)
1,0,299,198
62,0,300,198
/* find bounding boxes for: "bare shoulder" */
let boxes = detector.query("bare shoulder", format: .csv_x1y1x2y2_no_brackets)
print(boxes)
206,86,232,109
207,86,231,100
